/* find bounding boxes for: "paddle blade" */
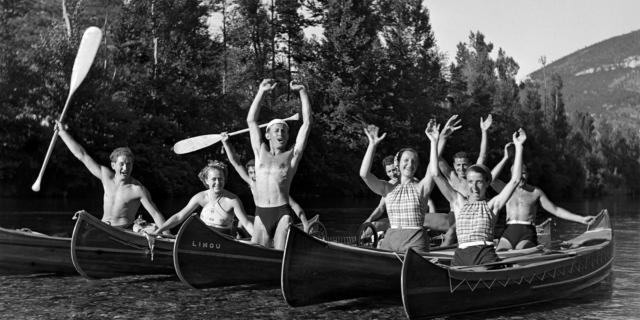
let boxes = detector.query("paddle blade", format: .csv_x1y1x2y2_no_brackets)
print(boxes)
173,134,223,154
69,27,103,94
31,178,42,192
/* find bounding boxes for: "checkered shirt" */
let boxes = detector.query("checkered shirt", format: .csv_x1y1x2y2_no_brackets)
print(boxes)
385,181,425,227
455,200,497,244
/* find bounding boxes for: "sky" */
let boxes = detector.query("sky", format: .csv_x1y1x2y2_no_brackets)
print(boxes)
424,0,640,80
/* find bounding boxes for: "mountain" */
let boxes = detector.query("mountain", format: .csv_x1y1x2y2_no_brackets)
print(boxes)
528,29,640,129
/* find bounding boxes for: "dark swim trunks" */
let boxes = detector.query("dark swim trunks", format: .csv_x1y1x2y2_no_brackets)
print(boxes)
452,245,500,267
256,204,293,238
501,224,538,248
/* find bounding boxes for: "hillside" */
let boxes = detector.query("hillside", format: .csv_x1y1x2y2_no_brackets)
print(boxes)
529,29,640,129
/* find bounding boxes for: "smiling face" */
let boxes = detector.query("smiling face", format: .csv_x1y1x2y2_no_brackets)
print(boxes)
111,155,133,180
204,168,226,193
453,157,471,179
266,124,289,150
247,165,256,182
466,171,488,202
398,150,418,179
384,163,398,181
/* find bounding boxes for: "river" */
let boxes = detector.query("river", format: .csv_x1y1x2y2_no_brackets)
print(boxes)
0,195,638,319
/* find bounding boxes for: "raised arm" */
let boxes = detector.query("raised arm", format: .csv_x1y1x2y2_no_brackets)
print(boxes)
538,190,595,225
490,142,513,192
427,198,436,213
359,124,390,196
138,186,168,233
154,194,202,234
247,79,277,158
489,129,526,213
56,121,104,179
428,119,462,204
221,133,252,185
437,115,462,180
419,119,439,196
477,114,492,165
290,81,312,171
289,196,309,232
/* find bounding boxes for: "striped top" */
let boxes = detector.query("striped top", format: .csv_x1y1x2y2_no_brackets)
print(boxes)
456,200,496,244
385,181,426,227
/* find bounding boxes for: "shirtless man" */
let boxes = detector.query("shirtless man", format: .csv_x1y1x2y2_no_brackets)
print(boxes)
220,136,308,234
56,122,167,230
491,155,596,250
246,79,312,250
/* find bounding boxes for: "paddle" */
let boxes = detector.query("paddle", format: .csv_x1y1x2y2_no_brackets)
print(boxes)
172,113,300,154
31,27,103,192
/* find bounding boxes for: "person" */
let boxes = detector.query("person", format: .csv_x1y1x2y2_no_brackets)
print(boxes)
364,155,436,235
152,161,253,236
430,125,527,266
358,120,439,254
490,150,596,250
55,121,168,231
436,114,492,246
246,79,311,250
220,135,309,236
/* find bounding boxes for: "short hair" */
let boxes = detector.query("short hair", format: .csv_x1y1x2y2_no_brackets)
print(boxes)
245,159,255,170
453,151,471,162
382,155,395,168
467,164,492,182
395,148,419,166
198,160,228,187
110,147,134,163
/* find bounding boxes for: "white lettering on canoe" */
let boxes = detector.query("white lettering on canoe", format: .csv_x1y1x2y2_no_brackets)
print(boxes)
191,240,221,249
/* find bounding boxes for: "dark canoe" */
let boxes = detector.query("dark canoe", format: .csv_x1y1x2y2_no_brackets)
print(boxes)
70,211,174,279
401,210,613,319
173,214,283,288
0,227,76,275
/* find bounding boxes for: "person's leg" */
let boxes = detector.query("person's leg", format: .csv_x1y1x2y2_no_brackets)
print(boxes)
273,215,293,250
251,216,270,247
515,239,536,249
496,237,514,251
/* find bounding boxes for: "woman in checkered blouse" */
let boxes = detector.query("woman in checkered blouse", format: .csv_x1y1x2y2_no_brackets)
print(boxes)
428,123,527,266
359,120,440,254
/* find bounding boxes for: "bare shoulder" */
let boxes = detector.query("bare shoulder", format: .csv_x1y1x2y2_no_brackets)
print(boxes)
222,189,239,200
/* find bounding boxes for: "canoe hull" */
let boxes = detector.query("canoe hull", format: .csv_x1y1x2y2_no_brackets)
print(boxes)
70,212,174,279
401,212,614,319
173,215,283,288
0,227,75,275
281,226,456,307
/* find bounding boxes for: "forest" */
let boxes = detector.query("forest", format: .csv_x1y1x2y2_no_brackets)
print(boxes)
1,0,639,201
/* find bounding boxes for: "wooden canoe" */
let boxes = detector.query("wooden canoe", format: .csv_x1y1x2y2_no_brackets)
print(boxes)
173,214,283,288
0,226,76,275
281,219,555,307
70,211,174,279
401,210,613,319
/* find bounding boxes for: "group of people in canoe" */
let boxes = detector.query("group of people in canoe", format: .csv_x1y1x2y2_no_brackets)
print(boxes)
55,78,595,265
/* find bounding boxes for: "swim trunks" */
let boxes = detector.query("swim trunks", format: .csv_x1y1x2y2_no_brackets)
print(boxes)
500,224,538,248
256,204,293,238
452,245,500,267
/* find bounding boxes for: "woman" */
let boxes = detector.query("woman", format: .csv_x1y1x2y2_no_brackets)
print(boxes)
153,160,253,237
429,123,527,266
359,120,439,254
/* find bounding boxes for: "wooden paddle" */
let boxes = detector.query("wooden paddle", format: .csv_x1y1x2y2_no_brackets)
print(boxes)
172,113,300,154
32,27,103,192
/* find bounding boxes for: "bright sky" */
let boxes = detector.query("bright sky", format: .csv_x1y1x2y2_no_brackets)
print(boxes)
424,0,640,80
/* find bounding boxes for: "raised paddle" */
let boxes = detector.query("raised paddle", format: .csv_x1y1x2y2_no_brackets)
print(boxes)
32,27,103,192
172,113,300,154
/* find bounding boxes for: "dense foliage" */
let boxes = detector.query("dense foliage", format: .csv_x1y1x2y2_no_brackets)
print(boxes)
1,0,638,201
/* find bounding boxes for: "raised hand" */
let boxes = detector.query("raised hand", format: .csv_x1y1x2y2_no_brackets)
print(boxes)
440,115,462,139
512,128,527,145
503,142,514,158
54,120,69,132
364,124,386,145
289,80,306,92
424,119,440,141
480,114,493,131
259,79,277,92
220,132,229,143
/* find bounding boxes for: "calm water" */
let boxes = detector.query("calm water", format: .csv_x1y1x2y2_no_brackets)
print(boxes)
0,195,638,320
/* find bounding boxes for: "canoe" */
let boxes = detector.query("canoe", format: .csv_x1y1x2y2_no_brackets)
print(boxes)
401,210,613,319
173,214,283,288
70,211,174,279
0,226,75,275
281,219,554,307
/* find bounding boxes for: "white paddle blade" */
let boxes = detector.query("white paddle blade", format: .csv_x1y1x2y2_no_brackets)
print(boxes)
173,134,223,154
69,27,103,93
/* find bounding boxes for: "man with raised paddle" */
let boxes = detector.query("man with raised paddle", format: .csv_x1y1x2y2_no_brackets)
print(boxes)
246,79,312,250
55,121,168,231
